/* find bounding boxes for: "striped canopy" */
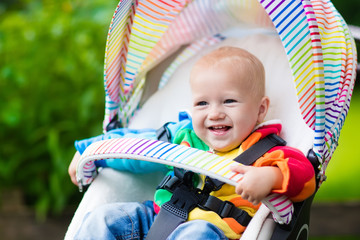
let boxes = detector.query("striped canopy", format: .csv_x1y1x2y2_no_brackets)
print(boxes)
102,0,357,179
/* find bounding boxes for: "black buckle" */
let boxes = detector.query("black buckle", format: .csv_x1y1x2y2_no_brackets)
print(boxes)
219,201,235,218
156,123,172,142
203,177,225,194
168,185,204,214
157,175,182,192
201,195,252,226
202,196,234,217
201,195,221,212
233,208,252,226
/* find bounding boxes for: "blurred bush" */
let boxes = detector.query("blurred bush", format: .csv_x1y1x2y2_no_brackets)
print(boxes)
0,0,117,219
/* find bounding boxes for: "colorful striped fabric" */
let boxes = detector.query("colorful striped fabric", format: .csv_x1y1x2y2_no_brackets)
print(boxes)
76,137,293,224
104,0,190,127
261,0,357,181
101,0,357,181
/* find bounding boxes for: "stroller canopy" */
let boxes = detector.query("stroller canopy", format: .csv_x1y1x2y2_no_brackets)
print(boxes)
102,0,357,180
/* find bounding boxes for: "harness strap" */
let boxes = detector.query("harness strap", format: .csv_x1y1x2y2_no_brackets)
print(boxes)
146,202,186,240
205,134,286,193
233,133,286,165
146,184,203,240
202,195,252,226
147,132,287,240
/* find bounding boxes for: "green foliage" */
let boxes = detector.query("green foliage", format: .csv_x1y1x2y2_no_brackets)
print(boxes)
332,0,360,25
0,0,117,219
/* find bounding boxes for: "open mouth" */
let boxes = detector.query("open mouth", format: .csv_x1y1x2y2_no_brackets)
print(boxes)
209,125,231,134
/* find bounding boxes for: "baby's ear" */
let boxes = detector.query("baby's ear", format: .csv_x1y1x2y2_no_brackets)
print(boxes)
257,96,270,124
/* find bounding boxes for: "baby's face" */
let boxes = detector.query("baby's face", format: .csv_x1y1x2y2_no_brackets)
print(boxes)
191,65,266,152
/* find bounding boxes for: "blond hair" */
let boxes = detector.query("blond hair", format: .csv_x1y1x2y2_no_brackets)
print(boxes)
191,47,265,100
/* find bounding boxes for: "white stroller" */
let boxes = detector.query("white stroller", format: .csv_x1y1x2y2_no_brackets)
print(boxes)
65,0,357,239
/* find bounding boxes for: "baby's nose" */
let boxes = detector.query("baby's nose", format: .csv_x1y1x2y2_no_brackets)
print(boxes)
208,107,226,120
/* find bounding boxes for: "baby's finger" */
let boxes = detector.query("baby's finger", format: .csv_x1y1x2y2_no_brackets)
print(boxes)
230,164,250,174
250,199,260,206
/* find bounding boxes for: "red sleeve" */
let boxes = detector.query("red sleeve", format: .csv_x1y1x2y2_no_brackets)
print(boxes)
254,146,316,202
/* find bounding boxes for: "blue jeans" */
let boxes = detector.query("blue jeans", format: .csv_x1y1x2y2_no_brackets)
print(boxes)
74,201,228,240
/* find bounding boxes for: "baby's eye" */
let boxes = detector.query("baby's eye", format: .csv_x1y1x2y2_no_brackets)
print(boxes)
196,101,208,106
224,99,237,104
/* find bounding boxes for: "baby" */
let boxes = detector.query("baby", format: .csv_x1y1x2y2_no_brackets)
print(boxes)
189,46,280,204
73,47,315,240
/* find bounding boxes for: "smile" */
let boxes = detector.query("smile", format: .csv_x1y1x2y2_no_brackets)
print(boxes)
209,125,231,133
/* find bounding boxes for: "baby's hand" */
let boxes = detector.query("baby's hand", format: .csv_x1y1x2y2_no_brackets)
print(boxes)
231,165,283,205
68,151,81,186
